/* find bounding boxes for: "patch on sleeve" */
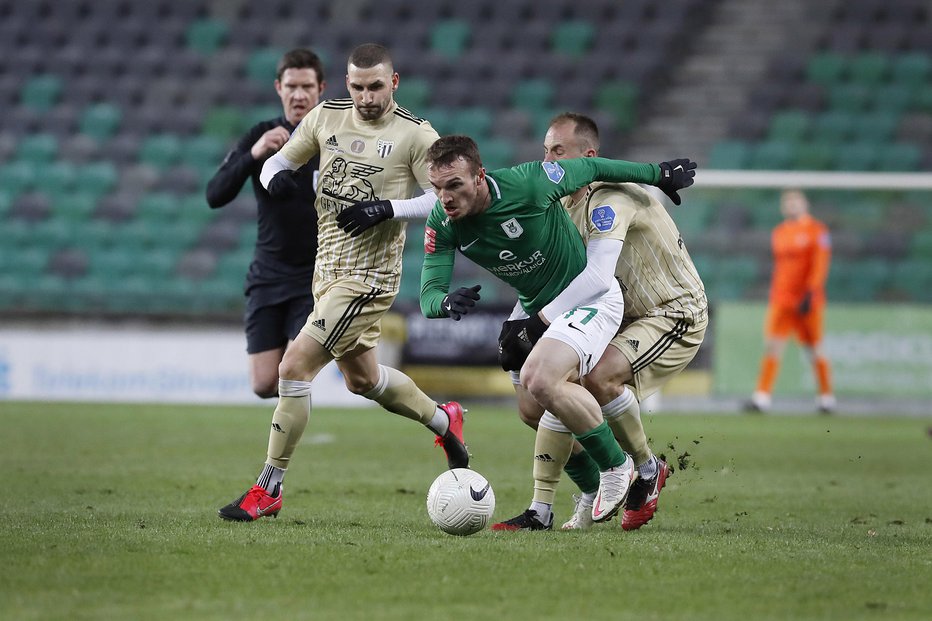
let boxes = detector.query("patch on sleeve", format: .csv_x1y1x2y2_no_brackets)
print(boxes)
541,161,565,184
424,226,437,254
590,205,616,232
818,231,831,248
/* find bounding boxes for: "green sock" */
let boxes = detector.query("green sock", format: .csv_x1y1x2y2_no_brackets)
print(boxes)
574,421,626,471
563,450,600,494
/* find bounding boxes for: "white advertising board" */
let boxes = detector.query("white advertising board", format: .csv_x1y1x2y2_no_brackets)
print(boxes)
0,324,373,407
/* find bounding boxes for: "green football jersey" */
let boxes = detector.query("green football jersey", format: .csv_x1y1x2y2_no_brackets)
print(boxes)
420,157,660,317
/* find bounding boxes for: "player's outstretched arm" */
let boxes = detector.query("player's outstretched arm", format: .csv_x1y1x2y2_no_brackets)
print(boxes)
336,192,439,237
259,152,301,198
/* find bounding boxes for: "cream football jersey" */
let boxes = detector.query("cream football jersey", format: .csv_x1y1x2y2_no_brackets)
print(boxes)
278,99,439,292
565,182,707,323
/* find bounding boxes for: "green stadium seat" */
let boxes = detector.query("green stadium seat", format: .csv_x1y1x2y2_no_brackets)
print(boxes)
870,83,915,113
202,106,247,140
910,231,932,259
551,20,595,57
15,133,58,163
395,77,431,112
74,161,118,197
916,84,932,113
806,53,847,86
708,141,750,169
430,20,470,59
767,110,811,142
45,161,77,195
748,141,793,170
832,141,877,171
848,53,889,85
20,274,69,310
511,78,555,113
186,18,228,55
20,74,62,111
245,105,281,128
180,135,226,170
477,138,515,171
828,259,889,302
828,83,874,113
890,53,930,88
135,249,179,279
139,134,183,169
594,81,638,130
0,189,13,218
0,161,39,194
420,107,452,135
673,199,712,236
875,143,922,172
851,111,899,144
89,247,137,278
246,48,285,84
52,192,98,223
136,192,182,222
810,110,856,145
448,107,493,139
792,143,835,171
7,247,49,276
891,260,932,302
79,103,122,141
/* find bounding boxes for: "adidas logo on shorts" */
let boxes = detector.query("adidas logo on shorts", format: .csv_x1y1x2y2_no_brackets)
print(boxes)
311,318,326,330
534,453,555,462
626,339,640,352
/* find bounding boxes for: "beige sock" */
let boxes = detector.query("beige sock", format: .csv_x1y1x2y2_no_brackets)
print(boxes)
603,387,652,465
266,379,312,469
532,419,574,505
363,364,436,424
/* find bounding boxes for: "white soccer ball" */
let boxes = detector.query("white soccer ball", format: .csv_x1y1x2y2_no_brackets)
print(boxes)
426,468,495,536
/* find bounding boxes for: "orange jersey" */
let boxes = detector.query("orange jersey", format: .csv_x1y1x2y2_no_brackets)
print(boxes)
769,214,831,306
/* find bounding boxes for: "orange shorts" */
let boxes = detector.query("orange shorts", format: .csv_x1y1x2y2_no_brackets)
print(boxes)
764,303,824,345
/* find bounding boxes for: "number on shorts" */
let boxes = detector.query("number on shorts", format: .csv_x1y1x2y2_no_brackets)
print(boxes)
563,306,598,324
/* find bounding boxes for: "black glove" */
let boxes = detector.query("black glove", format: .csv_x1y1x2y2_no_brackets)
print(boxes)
267,170,299,198
798,291,813,315
657,158,697,205
524,313,548,345
336,199,394,237
498,319,533,372
441,284,481,321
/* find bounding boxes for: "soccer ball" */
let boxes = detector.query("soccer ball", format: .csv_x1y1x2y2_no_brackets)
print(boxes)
426,468,495,536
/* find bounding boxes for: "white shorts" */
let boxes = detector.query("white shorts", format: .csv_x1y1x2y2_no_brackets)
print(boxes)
507,286,625,381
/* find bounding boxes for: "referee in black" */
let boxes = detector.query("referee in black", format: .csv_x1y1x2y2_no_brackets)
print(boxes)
206,49,326,397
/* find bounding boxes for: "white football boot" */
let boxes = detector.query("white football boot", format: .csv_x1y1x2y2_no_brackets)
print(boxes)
591,458,637,523
561,494,595,530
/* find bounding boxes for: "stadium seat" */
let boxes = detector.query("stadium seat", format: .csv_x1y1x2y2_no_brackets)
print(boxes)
792,143,835,171
394,77,431,113
202,106,247,140
890,52,930,87
594,81,639,130
876,143,922,171
0,161,39,194
245,47,285,84
15,133,58,163
476,138,516,171
20,74,62,111
810,110,856,145
806,53,847,85
828,83,873,113
748,141,794,170
186,18,229,55
832,142,878,171
551,20,595,57
448,108,493,140
430,20,471,59
74,162,118,198
767,110,811,143
708,141,750,169
139,134,183,169
848,53,890,85
79,102,122,141
511,78,555,114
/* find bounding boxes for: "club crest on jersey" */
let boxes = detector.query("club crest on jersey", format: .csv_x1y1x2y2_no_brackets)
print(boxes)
377,139,394,158
591,205,616,232
501,218,524,239
541,161,565,184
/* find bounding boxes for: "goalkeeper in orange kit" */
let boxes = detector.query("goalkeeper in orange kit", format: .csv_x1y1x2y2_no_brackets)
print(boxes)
746,189,835,413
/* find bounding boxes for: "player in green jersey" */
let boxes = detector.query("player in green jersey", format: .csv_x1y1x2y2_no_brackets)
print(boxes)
418,135,696,525
493,113,708,532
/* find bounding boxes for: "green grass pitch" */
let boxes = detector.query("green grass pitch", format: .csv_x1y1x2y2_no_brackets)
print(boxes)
1,401,929,620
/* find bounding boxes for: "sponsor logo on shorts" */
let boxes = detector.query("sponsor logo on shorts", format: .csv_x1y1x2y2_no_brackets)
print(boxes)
271,423,285,433
311,318,326,330
534,453,555,462
626,339,640,352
